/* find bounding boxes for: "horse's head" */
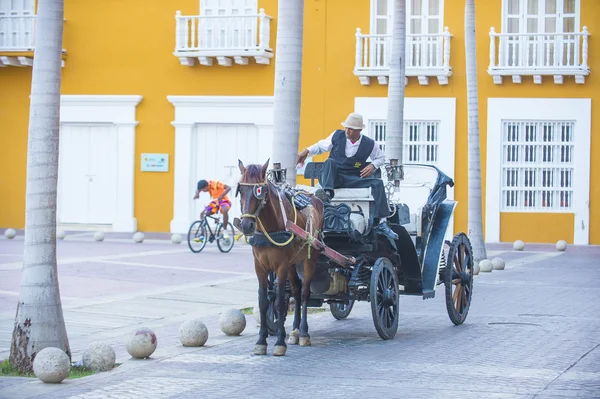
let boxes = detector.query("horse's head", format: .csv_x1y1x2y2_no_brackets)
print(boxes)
236,158,270,235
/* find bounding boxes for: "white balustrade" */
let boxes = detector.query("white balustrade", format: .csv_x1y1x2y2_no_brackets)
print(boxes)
354,27,453,85
488,26,591,84
174,8,273,66
0,15,36,51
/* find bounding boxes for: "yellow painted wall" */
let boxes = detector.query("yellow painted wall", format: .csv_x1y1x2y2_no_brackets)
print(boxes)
300,0,600,245
1,0,599,244
0,0,278,233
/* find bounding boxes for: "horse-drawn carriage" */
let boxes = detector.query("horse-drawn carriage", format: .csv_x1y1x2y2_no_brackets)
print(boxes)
235,159,474,355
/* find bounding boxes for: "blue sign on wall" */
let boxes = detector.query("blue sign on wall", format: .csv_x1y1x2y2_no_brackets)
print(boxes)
141,153,169,172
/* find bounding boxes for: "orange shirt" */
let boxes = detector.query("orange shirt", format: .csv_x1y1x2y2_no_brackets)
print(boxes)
207,180,229,201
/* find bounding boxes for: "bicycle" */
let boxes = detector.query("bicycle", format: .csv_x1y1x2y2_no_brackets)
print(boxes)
187,213,235,253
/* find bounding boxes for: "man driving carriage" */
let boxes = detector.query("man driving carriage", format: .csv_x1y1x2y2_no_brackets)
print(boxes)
295,112,398,241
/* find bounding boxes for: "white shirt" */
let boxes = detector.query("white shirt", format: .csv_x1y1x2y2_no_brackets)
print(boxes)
306,131,386,169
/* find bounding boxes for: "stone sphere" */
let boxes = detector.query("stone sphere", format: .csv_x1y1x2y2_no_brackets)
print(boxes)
125,327,157,359
479,259,493,273
513,240,525,251
93,231,105,242
133,232,144,243
491,257,506,270
82,342,115,372
179,319,209,347
56,228,66,240
32,347,70,383
473,263,480,276
171,234,182,244
219,308,246,336
4,228,16,239
556,240,568,251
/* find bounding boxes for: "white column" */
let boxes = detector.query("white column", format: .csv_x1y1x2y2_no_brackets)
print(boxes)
112,122,138,232
170,122,195,233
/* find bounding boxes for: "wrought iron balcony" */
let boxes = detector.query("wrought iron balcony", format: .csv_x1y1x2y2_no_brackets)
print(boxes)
353,27,453,86
488,26,591,85
173,8,273,67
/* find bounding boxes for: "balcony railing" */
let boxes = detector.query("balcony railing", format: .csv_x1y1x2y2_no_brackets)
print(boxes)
173,8,273,67
0,15,35,51
354,27,453,86
488,26,590,84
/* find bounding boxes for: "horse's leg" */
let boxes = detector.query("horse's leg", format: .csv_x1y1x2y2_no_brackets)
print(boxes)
254,261,269,355
287,266,302,345
272,264,288,356
299,258,316,346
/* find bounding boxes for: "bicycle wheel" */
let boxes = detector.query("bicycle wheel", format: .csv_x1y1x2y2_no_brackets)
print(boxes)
187,220,207,253
216,222,235,253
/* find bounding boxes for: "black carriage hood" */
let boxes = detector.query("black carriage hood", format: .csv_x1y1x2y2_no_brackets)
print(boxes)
425,165,455,207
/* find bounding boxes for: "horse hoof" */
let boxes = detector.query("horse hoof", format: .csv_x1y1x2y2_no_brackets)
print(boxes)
288,329,299,345
299,336,311,346
273,345,287,356
254,345,267,355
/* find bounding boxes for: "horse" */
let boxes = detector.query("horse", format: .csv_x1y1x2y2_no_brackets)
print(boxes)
236,159,325,356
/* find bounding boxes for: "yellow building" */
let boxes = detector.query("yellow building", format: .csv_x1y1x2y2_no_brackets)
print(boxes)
0,0,597,245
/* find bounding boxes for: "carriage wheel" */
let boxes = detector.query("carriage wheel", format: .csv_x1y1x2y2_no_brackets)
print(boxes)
330,300,355,320
444,232,474,325
370,257,399,340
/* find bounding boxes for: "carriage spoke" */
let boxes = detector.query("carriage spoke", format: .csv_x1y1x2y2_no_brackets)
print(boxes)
455,287,463,313
454,253,462,273
452,283,461,303
452,278,461,285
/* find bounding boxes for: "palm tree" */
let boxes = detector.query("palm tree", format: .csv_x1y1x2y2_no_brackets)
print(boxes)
10,0,70,373
385,0,407,178
270,0,304,185
464,0,487,262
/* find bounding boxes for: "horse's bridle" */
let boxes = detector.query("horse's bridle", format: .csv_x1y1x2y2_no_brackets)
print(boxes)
236,181,269,222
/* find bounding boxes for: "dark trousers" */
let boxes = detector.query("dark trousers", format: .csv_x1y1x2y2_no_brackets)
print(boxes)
319,158,390,219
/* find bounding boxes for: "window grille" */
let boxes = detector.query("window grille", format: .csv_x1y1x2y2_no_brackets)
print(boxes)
501,120,574,212
368,120,439,165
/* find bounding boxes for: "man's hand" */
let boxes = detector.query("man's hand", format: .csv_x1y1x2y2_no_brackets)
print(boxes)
193,192,199,200
296,149,309,168
360,164,376,178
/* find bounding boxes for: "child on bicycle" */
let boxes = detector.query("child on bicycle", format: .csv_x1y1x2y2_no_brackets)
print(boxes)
193,179,232,240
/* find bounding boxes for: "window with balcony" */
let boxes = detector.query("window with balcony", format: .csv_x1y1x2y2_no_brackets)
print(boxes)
355,0,452,86
174,0,273,67
488,0,590,84
501,120,574,211
0,0,38,67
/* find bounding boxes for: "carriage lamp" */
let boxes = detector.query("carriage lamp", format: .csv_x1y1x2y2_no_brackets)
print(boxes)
268,162,287,185
386,158,404,188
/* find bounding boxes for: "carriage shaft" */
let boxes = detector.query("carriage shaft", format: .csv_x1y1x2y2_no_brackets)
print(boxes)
285,221,356,268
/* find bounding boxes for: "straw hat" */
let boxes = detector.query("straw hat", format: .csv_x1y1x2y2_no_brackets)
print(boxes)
341,112,365,130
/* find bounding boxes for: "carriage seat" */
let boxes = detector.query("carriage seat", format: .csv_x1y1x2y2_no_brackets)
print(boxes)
294,185,373,234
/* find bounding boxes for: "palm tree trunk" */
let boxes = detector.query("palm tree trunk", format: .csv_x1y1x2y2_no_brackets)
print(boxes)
465,0,487,262
9,0,70,373
270,0,304,186
385,0,407,168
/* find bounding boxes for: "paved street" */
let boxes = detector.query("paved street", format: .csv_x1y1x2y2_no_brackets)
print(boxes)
1,231,599,399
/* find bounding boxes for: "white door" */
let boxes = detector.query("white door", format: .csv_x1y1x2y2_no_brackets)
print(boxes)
58,125,118,225
192,124,272,222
